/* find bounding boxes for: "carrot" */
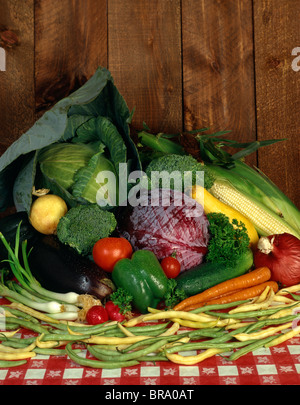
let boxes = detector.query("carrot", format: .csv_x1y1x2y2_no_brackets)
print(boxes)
174,267,271,311
182,281,279,312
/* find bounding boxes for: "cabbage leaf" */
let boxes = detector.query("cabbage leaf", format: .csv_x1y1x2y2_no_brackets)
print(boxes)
0,67,141,212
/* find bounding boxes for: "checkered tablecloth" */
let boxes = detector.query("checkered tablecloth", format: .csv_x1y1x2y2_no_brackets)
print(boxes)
1,327,300,386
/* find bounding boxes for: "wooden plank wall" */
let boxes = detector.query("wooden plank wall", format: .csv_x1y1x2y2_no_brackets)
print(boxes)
0,0,299,207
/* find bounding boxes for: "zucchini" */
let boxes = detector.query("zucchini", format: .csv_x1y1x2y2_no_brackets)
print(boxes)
175,248,254,297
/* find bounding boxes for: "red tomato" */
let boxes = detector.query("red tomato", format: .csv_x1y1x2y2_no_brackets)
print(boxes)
105,301,125,322
161,256,181,278
86,305,109,325
92,237,133,273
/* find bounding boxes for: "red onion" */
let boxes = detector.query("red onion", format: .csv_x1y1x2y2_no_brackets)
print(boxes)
254,233,300,287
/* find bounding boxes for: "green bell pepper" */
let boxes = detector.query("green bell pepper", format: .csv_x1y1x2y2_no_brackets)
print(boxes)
112,250,168,313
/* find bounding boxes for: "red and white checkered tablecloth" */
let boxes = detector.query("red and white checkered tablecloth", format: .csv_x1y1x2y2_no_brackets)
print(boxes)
1,299,300,386
1,330,300,386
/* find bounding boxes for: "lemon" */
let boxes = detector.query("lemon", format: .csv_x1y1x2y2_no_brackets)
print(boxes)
29,194,68,235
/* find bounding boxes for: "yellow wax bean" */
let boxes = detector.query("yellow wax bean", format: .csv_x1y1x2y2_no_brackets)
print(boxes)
0,330,20,338
225,321,256,330
265,327,300,348
143,310,217,323
0,341,36,353
276,284,300,296
170,318,218,329
3,310,18,318
117,323,135,337
67,325,84,336
272,296,295,304
123,314,148,327
229,288,274,314
166,348,225,365
234,322,294,341
8,302,60,324
266,304,300,320
158,322,180,336
147,308,160,314
0,351,36,360
162,337,191,351
35,334,59,349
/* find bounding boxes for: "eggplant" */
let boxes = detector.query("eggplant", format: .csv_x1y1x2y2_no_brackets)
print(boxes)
27,234,115,300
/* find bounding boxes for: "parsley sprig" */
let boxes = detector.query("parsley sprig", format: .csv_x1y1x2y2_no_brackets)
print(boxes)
206,212,250,265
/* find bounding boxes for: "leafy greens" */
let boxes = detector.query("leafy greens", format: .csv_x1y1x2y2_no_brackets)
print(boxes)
0,67,141,212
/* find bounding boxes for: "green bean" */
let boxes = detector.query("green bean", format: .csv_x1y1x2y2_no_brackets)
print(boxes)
243,314,298,334
121,334,188,353
66,323,119,335
0,323,20,331
41,332,91,342
94,330,129,338
89,348,120,360
0,305,39,323
282,291,300,301
191,300,251,314
5,317,49,334
165,339,258,354
33,348,69,356
128,323,170,334
188,328,225,340
47,321,118,335
1,340,29,348
88,338,169,362
206,325,252,344
229,335,281,361
0,359,27,368
65,343,139,369
0,337,36,345
138,354,168,362
204,304,296,320
89,350,169,363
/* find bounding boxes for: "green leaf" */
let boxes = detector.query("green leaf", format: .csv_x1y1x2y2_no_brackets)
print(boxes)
13,152,38,212
0,67,141,212
95,116,127,171
72,152,118,206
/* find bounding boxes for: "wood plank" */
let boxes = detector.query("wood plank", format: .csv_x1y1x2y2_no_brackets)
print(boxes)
35,0,108,113
182,0,257,165
254,0,300,207
0,0,35,154
107,0,182,133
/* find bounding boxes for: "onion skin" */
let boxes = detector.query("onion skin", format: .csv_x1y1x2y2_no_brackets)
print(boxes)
254,233,300,287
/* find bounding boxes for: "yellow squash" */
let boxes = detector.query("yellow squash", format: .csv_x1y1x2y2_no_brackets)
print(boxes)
190,185,259,246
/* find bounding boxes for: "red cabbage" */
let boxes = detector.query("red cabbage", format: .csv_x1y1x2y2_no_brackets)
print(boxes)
117,189,209,272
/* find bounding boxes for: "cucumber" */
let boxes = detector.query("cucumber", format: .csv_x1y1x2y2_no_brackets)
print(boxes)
175,248,254,297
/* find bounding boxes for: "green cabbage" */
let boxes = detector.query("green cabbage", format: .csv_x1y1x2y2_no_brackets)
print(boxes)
38,143,97,191
0,67,141,212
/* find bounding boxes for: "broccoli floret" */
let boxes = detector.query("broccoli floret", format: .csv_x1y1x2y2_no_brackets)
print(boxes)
57,204,117,256
145,154,214,190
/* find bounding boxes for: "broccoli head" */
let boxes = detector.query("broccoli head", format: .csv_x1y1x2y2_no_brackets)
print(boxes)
57,204,117,256
145,154,214,190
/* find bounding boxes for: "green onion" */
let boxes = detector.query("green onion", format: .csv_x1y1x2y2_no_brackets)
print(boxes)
0,225,80,305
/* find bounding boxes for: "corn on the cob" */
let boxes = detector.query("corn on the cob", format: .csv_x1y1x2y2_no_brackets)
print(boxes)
210,181,299,238
202,160,300,237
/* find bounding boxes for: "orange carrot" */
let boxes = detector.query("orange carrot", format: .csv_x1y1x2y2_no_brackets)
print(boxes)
174,267,271,311
182,281,279,312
